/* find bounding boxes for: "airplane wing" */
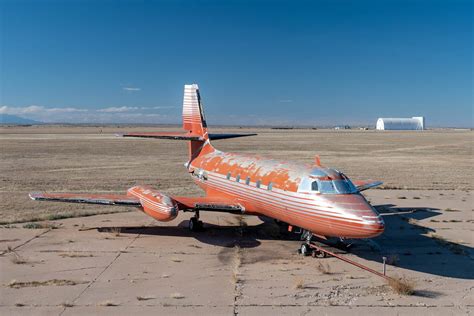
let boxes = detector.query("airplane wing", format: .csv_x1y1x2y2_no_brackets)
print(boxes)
29,192,141,206
29,192,243,213
353,180,383,192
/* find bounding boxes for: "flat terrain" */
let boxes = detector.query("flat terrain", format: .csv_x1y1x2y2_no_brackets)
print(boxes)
0,126,473,315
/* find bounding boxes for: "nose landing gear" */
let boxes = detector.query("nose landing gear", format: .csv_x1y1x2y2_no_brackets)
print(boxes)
298,230,328,258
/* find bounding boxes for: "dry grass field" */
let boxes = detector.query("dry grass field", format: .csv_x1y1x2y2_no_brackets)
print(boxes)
0,125,472,315
0,125,471,223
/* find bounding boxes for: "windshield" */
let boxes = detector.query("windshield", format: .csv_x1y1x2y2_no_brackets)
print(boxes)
316,179,357,194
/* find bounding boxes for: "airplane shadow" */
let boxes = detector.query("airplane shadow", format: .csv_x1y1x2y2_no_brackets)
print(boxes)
348,204,474,280
95,204,473,280
97,219,298,249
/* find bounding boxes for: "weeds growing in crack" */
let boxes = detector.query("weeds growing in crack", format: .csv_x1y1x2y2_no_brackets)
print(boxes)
316,262,332,274
8,279,87,289
232,245,242,285
7,246,32,265
293,278,305,289
97,300,120,306
170,292,185,299
387,276,415,295
136,295,156,301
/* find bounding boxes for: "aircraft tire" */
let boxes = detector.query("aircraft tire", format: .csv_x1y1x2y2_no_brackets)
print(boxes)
189,217,198,231
300,243,310,256
189,217,203,231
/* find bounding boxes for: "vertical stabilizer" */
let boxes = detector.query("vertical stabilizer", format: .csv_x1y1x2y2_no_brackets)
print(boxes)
183,84,213,162
183,84,208,140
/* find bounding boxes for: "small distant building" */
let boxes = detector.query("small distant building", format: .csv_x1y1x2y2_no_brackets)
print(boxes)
376,117,425,130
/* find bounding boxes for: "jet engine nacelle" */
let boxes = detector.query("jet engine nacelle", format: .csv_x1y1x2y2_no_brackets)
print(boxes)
127,186,179,222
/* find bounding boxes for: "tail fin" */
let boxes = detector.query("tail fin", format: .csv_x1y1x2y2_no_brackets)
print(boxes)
182,84,213,161
119,83,256,162
183,84,208,141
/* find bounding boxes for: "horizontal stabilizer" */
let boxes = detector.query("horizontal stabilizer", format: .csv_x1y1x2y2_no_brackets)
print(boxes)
29,192,140,206
208,133,257,140
353,180,383,192
118,132,257,141
119,132,204,141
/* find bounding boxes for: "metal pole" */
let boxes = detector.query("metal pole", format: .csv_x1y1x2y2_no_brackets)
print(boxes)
308,242,392,281
382,256,387,276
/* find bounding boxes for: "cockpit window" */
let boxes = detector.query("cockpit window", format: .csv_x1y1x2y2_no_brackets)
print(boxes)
298,171,358,194
318,179,357,194
333,179,356,193
318,180,336,194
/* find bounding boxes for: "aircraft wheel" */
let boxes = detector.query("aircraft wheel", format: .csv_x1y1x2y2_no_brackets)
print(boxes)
312,250,326,258
189,217,198,231
189,217,203,232
300,243,310,256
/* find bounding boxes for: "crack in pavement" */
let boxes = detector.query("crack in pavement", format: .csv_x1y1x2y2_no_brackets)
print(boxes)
58,220,154,316
2,303,470,308
0,229,52,256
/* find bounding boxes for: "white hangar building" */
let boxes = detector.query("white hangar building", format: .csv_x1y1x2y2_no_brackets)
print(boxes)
376,117,425,130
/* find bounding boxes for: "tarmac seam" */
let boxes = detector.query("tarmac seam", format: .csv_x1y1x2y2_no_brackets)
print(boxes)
1,303,467,308
58,221,152,316
0,228,52,256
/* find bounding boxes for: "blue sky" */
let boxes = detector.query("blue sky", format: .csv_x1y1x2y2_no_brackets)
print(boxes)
0,0,472,127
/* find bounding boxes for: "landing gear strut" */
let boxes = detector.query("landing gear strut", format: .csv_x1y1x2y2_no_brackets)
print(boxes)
298,230,327,258
188,211,203,232
299,230,313,256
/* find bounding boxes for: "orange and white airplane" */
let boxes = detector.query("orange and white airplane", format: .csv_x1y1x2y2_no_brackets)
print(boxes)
30,84,384,254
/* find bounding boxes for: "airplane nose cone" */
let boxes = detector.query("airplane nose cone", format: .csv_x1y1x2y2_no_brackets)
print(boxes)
320,194,385,238
361,214,385,238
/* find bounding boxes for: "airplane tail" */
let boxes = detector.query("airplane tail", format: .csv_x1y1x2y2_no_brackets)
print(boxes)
182,84,208,140
120,84,256,163
182,84,213,161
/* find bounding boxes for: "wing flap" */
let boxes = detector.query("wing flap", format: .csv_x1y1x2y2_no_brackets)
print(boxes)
353,180,383,192
172,196,243,213
29,192,141,206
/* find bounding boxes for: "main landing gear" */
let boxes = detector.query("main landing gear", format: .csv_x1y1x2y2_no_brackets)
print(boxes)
298,230,327,258
188,211,204,232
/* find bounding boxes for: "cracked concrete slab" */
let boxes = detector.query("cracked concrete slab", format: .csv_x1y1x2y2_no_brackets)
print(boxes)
1,189,473,315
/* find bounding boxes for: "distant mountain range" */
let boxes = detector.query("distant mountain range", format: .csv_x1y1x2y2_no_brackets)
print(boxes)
0,114,43,125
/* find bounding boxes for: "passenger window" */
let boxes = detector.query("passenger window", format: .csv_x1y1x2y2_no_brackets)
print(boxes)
311,181,319,191
245,177,250,185
268,182,273,191
236,175,240,182
256,180,261,188
226,172,231,180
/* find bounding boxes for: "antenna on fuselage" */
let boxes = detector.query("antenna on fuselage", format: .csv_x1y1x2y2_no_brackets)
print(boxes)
314,155,322,167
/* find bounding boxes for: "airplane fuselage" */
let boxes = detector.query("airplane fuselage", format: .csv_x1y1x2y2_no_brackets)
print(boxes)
189,148,385,239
